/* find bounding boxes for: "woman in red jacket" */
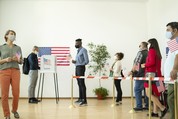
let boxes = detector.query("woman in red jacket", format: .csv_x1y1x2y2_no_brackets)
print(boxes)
142,38,167,118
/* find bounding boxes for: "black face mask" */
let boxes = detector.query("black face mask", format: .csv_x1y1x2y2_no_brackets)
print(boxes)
75,45,80,48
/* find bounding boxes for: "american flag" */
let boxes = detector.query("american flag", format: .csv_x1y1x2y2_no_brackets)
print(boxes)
16,51,21,60
38,47,70,66
167,38,178,53
156,80,165,93
43,58,51,65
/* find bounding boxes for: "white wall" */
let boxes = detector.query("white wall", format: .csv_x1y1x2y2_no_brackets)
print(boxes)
0,0,148,98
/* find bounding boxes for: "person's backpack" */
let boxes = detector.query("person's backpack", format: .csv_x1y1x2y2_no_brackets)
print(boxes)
23,56,30,75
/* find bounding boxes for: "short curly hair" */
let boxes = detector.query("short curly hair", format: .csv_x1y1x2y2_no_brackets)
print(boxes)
115,52,124,60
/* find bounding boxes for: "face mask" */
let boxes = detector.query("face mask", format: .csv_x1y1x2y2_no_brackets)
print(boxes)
34,51,38,55
8,35,15,42
147,43,151,48
166,31,173,39
114,56,118,60
75,45,80,48
139,45,142,51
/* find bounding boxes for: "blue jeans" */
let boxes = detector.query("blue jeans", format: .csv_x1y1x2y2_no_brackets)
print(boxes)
134,80,148,108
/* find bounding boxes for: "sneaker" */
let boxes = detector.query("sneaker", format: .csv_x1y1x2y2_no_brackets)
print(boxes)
79,101,87,107
33,98,41,102
75,99,82,104
119,101,122,104
143,107,149,110
133,107,143,111
29,99,38,104
12,111,20,118
147,112,159,117
5,117,11,119
116,102,120,105
161,108,168,118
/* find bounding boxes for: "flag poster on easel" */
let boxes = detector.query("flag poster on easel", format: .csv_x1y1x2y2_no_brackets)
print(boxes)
40,55,56,73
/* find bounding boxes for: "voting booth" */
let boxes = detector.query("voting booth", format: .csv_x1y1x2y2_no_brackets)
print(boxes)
37,55,59,104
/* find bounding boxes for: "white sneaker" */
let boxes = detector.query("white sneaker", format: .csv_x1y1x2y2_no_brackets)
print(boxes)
116,102,120,105
5,117,11,119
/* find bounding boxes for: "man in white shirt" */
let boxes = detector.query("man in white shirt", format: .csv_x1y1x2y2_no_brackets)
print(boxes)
164,22,178,119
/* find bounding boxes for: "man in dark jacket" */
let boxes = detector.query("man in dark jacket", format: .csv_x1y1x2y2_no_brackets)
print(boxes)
28,46,40,103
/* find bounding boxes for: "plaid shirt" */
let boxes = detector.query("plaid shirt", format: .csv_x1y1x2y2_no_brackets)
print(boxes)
134,51,143,66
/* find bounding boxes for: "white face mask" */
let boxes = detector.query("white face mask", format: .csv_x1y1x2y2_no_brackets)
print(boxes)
139,45,142,51
114,56,118,60
147,43,151,48
166,31,173,39
8,35,16,42
34,51,38,54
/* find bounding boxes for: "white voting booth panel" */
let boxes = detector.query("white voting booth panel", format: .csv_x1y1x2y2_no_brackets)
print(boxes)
40,55,56,73
37,55,59,103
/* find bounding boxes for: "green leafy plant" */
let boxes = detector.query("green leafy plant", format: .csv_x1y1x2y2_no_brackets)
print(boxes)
88,42,110,76
87,42,111,86
87,42,110,99
93,87,109,100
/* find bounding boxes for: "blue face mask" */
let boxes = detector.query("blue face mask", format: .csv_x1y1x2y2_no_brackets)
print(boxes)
166,31,172,39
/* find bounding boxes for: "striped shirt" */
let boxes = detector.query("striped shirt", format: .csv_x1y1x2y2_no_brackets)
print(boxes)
134,51,143,66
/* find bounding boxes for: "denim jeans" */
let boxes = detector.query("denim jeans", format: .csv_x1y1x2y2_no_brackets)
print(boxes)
134,80,148,108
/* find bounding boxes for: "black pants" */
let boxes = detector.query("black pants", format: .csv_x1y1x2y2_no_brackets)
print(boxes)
114,80,122,102
76,66,87,102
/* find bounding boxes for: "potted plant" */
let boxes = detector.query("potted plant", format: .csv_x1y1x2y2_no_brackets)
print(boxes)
93,87,109,100
87,42,110,99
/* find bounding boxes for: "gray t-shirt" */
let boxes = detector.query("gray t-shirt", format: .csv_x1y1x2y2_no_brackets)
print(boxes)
0,44,22,70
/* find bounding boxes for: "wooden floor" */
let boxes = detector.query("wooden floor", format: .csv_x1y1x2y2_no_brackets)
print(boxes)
0,98,169,119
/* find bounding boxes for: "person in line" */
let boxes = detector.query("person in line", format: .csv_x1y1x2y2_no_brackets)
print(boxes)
0,30,23,119
72,38,89,106
142,38,167,118
164,22,178,119
129,42,148,111
28,46,40,103
110,52,124,105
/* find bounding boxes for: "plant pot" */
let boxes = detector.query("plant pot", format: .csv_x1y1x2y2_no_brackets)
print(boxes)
97,94,105,100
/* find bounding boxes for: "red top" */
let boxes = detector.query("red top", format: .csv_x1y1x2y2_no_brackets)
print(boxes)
145,48,162,77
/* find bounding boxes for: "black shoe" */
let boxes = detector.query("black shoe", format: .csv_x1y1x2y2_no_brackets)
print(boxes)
147,112,159,117
133,107,143,111
33,98,41,102
75,99,82,103
143,107,149,110
161,108,168,118
29,99,38,104
79,101,87,107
